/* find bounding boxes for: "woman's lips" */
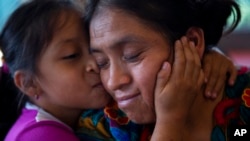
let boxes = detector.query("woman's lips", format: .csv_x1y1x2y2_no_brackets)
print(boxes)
116,93,140,107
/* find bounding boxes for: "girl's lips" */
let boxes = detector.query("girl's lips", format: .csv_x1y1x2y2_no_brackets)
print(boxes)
92,82,108,94
92,82,103,88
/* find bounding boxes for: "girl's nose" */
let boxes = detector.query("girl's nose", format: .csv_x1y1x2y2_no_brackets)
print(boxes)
86,55,99,73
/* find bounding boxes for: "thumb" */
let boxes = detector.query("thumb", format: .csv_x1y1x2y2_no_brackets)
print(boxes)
155,62,171,95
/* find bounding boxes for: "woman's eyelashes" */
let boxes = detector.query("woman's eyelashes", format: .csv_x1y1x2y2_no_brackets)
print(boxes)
123,52,141,62
96,58,109,69
95,52,142,69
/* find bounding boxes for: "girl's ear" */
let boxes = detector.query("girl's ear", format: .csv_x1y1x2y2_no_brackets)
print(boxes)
185,27,205,59
14,70,40,98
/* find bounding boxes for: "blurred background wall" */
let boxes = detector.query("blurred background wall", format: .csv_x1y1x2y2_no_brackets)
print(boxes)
218,0,250,66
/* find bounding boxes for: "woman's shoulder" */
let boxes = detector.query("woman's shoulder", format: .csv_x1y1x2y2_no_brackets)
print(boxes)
224,66,250,98
212,67,250,140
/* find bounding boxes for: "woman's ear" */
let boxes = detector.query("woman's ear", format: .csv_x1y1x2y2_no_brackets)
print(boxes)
185,27,205,58
14,70,40,97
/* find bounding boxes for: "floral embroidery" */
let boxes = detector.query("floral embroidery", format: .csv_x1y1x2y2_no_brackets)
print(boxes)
104,101,129,125
214,98,241,126
140,126,152,141
242,88,250,108
237,66,250,75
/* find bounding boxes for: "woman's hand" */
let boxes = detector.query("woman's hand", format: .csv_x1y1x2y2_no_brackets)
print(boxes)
202,48,237,99
151,37,205,141
154,37,204,119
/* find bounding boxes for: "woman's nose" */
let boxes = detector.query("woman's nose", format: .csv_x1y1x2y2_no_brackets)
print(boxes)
107,64,131,91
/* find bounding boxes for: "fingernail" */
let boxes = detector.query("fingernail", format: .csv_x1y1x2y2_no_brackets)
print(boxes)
189,42,195,48
162,62,169,70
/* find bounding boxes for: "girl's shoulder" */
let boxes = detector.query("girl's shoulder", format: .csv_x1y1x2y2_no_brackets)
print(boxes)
5,108,79,141
17,120,78,141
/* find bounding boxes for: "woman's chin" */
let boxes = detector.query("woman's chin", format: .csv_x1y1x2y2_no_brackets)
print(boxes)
126,111,156,124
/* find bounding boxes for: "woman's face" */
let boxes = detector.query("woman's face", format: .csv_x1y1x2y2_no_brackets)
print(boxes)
90,8,172,123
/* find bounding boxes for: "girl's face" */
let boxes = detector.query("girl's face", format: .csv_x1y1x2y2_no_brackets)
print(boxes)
36,12,111,111
90,8,172,124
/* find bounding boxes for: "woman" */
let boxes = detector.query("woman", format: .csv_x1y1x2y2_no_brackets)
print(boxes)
80,0,250,140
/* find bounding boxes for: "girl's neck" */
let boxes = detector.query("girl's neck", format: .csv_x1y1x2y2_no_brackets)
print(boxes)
54,110,82,128
37,102,82,128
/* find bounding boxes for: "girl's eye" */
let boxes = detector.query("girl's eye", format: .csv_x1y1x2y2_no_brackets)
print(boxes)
62,53,79,60
123,53,141,62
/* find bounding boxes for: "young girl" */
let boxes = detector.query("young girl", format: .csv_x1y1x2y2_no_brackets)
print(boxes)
0,1,111,140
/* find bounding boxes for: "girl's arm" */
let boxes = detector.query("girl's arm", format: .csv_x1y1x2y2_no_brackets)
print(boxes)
202,47,237,99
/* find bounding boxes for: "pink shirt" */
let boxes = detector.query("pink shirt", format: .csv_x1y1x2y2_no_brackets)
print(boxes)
5,103,79,141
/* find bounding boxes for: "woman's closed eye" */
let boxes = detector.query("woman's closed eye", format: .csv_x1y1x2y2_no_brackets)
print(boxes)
96,60,109,69
123,52,141,62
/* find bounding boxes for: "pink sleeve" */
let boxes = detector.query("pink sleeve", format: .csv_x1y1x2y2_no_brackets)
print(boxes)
17,121,80,141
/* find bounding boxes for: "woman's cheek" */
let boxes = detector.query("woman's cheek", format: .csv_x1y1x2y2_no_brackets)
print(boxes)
100,70,111,93
133,62,158,95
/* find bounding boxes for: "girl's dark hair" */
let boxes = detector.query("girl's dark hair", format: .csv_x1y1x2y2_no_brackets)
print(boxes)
0,0,79,76
0,66,19,140
0,0,80,139
84,0,241,48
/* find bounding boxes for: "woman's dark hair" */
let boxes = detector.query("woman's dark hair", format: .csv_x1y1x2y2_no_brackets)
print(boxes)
84,0,241,48
0,0,80,139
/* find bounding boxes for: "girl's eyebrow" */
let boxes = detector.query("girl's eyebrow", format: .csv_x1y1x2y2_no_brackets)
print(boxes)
90,34,147,53
54,37,79,48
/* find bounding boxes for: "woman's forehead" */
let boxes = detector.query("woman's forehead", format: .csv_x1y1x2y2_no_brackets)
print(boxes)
90,8,158,39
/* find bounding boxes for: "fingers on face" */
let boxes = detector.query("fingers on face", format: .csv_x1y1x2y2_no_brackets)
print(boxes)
155,62,172,94
173,39,185,78
179,37,202,83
